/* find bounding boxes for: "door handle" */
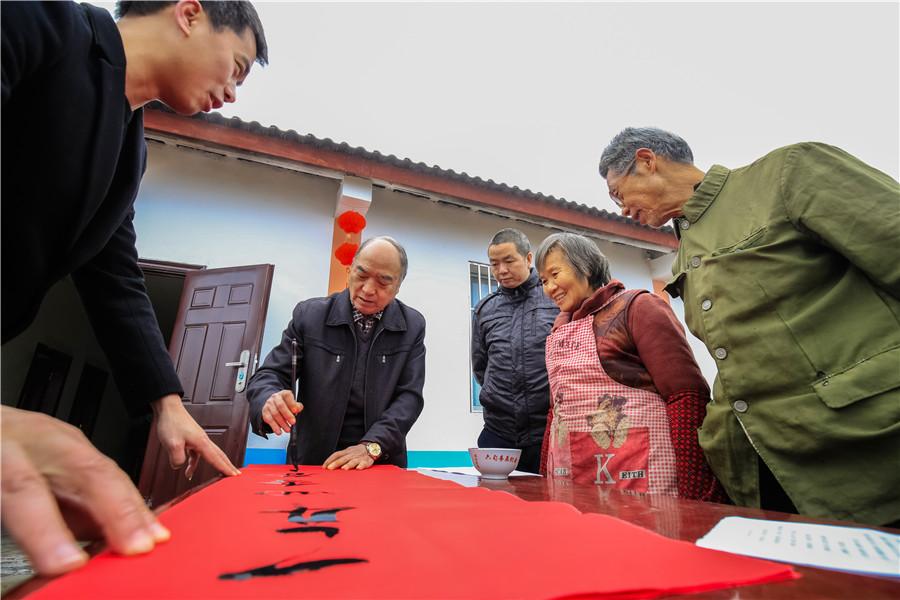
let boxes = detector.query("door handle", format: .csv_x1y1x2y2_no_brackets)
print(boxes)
227,349,251,393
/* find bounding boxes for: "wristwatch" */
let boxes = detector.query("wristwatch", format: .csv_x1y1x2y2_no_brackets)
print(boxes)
364,441,382,460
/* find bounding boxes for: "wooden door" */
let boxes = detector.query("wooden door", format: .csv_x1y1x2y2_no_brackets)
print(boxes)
138,264,274,507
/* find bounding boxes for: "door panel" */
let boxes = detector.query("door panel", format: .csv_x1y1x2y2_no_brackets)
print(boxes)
138,264,274,508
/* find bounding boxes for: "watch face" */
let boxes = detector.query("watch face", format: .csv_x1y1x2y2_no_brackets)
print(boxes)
366,443,382,457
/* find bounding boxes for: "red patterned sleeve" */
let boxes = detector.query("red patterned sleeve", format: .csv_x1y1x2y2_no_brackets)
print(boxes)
666,391,730,503
539,407,553,476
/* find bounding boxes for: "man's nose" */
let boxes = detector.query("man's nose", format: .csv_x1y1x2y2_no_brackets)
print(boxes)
224,82,237,103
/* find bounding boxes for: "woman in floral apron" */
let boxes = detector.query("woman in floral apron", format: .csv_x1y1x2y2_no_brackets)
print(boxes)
535,233,726,501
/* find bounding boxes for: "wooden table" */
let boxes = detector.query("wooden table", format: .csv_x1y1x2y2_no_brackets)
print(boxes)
475,473,899,599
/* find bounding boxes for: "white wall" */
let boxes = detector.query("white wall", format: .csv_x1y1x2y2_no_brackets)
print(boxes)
134,145,711,455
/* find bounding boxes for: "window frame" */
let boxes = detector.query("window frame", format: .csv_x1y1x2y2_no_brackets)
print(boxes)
468,261,498,413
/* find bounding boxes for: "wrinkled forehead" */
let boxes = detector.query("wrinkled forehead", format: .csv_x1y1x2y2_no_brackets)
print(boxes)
353,245,402,282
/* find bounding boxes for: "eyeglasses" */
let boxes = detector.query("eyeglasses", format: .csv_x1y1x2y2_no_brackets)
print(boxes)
607,157,637,208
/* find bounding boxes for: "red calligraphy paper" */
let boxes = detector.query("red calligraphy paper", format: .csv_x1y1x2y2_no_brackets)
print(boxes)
25,466,797,599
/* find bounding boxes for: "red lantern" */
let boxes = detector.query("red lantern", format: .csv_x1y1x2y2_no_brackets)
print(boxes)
337,210,366,234
334,242,358,266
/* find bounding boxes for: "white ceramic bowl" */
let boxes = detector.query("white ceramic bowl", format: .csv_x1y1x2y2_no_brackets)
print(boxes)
468,447,522,480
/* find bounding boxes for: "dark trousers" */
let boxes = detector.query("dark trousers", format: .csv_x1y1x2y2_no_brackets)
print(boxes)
758,456,798,514
477,428,541,474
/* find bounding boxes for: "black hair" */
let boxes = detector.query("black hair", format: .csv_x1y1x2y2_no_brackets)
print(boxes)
489,228,531,259
116,1,268,65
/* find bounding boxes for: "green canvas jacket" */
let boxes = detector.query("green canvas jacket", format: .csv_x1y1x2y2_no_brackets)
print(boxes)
665,142,900,525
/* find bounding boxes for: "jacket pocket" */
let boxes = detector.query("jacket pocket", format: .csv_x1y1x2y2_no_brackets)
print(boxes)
305,338,345,367
373,342,413,367
711,225,767,256
813,345,900,409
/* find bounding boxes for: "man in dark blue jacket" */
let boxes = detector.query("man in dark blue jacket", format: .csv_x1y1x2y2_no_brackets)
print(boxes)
247,237,426,469
472,229,558,473
1,0,267,575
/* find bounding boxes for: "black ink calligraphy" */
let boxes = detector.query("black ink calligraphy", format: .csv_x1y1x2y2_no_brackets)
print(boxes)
219,558,367,580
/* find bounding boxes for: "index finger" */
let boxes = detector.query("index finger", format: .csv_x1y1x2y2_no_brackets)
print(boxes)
272,393,298,426
193,439,240,478
279,390,303,415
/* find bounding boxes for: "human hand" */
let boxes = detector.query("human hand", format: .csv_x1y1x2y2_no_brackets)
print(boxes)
323,444,375,470
0,406,170,576
152,394,240,480
261,390,303,436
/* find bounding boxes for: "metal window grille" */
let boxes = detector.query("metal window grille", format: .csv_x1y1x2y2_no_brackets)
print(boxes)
469,262,498,412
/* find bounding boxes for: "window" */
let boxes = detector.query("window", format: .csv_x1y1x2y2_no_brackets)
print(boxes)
469,262,498,412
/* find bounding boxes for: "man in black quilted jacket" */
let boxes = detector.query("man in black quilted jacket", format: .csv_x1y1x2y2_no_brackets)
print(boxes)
472,229,558,473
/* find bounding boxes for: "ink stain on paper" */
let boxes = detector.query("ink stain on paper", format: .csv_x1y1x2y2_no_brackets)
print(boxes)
219,558,367,580
262,506,354,523
288,507,354,523
263,480,313,487
276,526,340,538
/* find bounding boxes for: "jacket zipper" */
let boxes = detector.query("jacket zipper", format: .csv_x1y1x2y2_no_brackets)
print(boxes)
363,327,385,430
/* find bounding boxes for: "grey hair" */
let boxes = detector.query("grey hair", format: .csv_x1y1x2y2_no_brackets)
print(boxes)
535,233,611,290
489,228,531,258
355,236,409,284
598,127,694,179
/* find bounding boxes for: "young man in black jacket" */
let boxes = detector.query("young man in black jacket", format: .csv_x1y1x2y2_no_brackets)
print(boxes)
247,237,426,470
1,0,267,575
472,229,558,473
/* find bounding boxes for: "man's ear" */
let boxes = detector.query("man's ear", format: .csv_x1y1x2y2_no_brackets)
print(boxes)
635,147,658,174
173,0,204,37
526,251,534,269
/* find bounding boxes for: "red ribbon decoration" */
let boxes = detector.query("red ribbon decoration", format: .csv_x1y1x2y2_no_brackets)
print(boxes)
336,211,367,234
334,242,359,266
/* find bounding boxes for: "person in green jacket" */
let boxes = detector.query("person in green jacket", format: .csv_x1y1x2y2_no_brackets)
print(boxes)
598,127,899,526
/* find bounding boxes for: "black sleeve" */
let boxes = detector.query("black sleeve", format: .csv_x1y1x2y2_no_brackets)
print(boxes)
246,304,304,438
1,1,75,106
471,310,486,386
71,210,183,416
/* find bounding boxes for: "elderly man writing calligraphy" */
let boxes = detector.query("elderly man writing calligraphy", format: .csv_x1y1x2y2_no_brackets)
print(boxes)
247,237,426,469
598,127,899,526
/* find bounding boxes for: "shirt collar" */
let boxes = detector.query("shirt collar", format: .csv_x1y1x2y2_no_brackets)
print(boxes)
679,164,730,226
